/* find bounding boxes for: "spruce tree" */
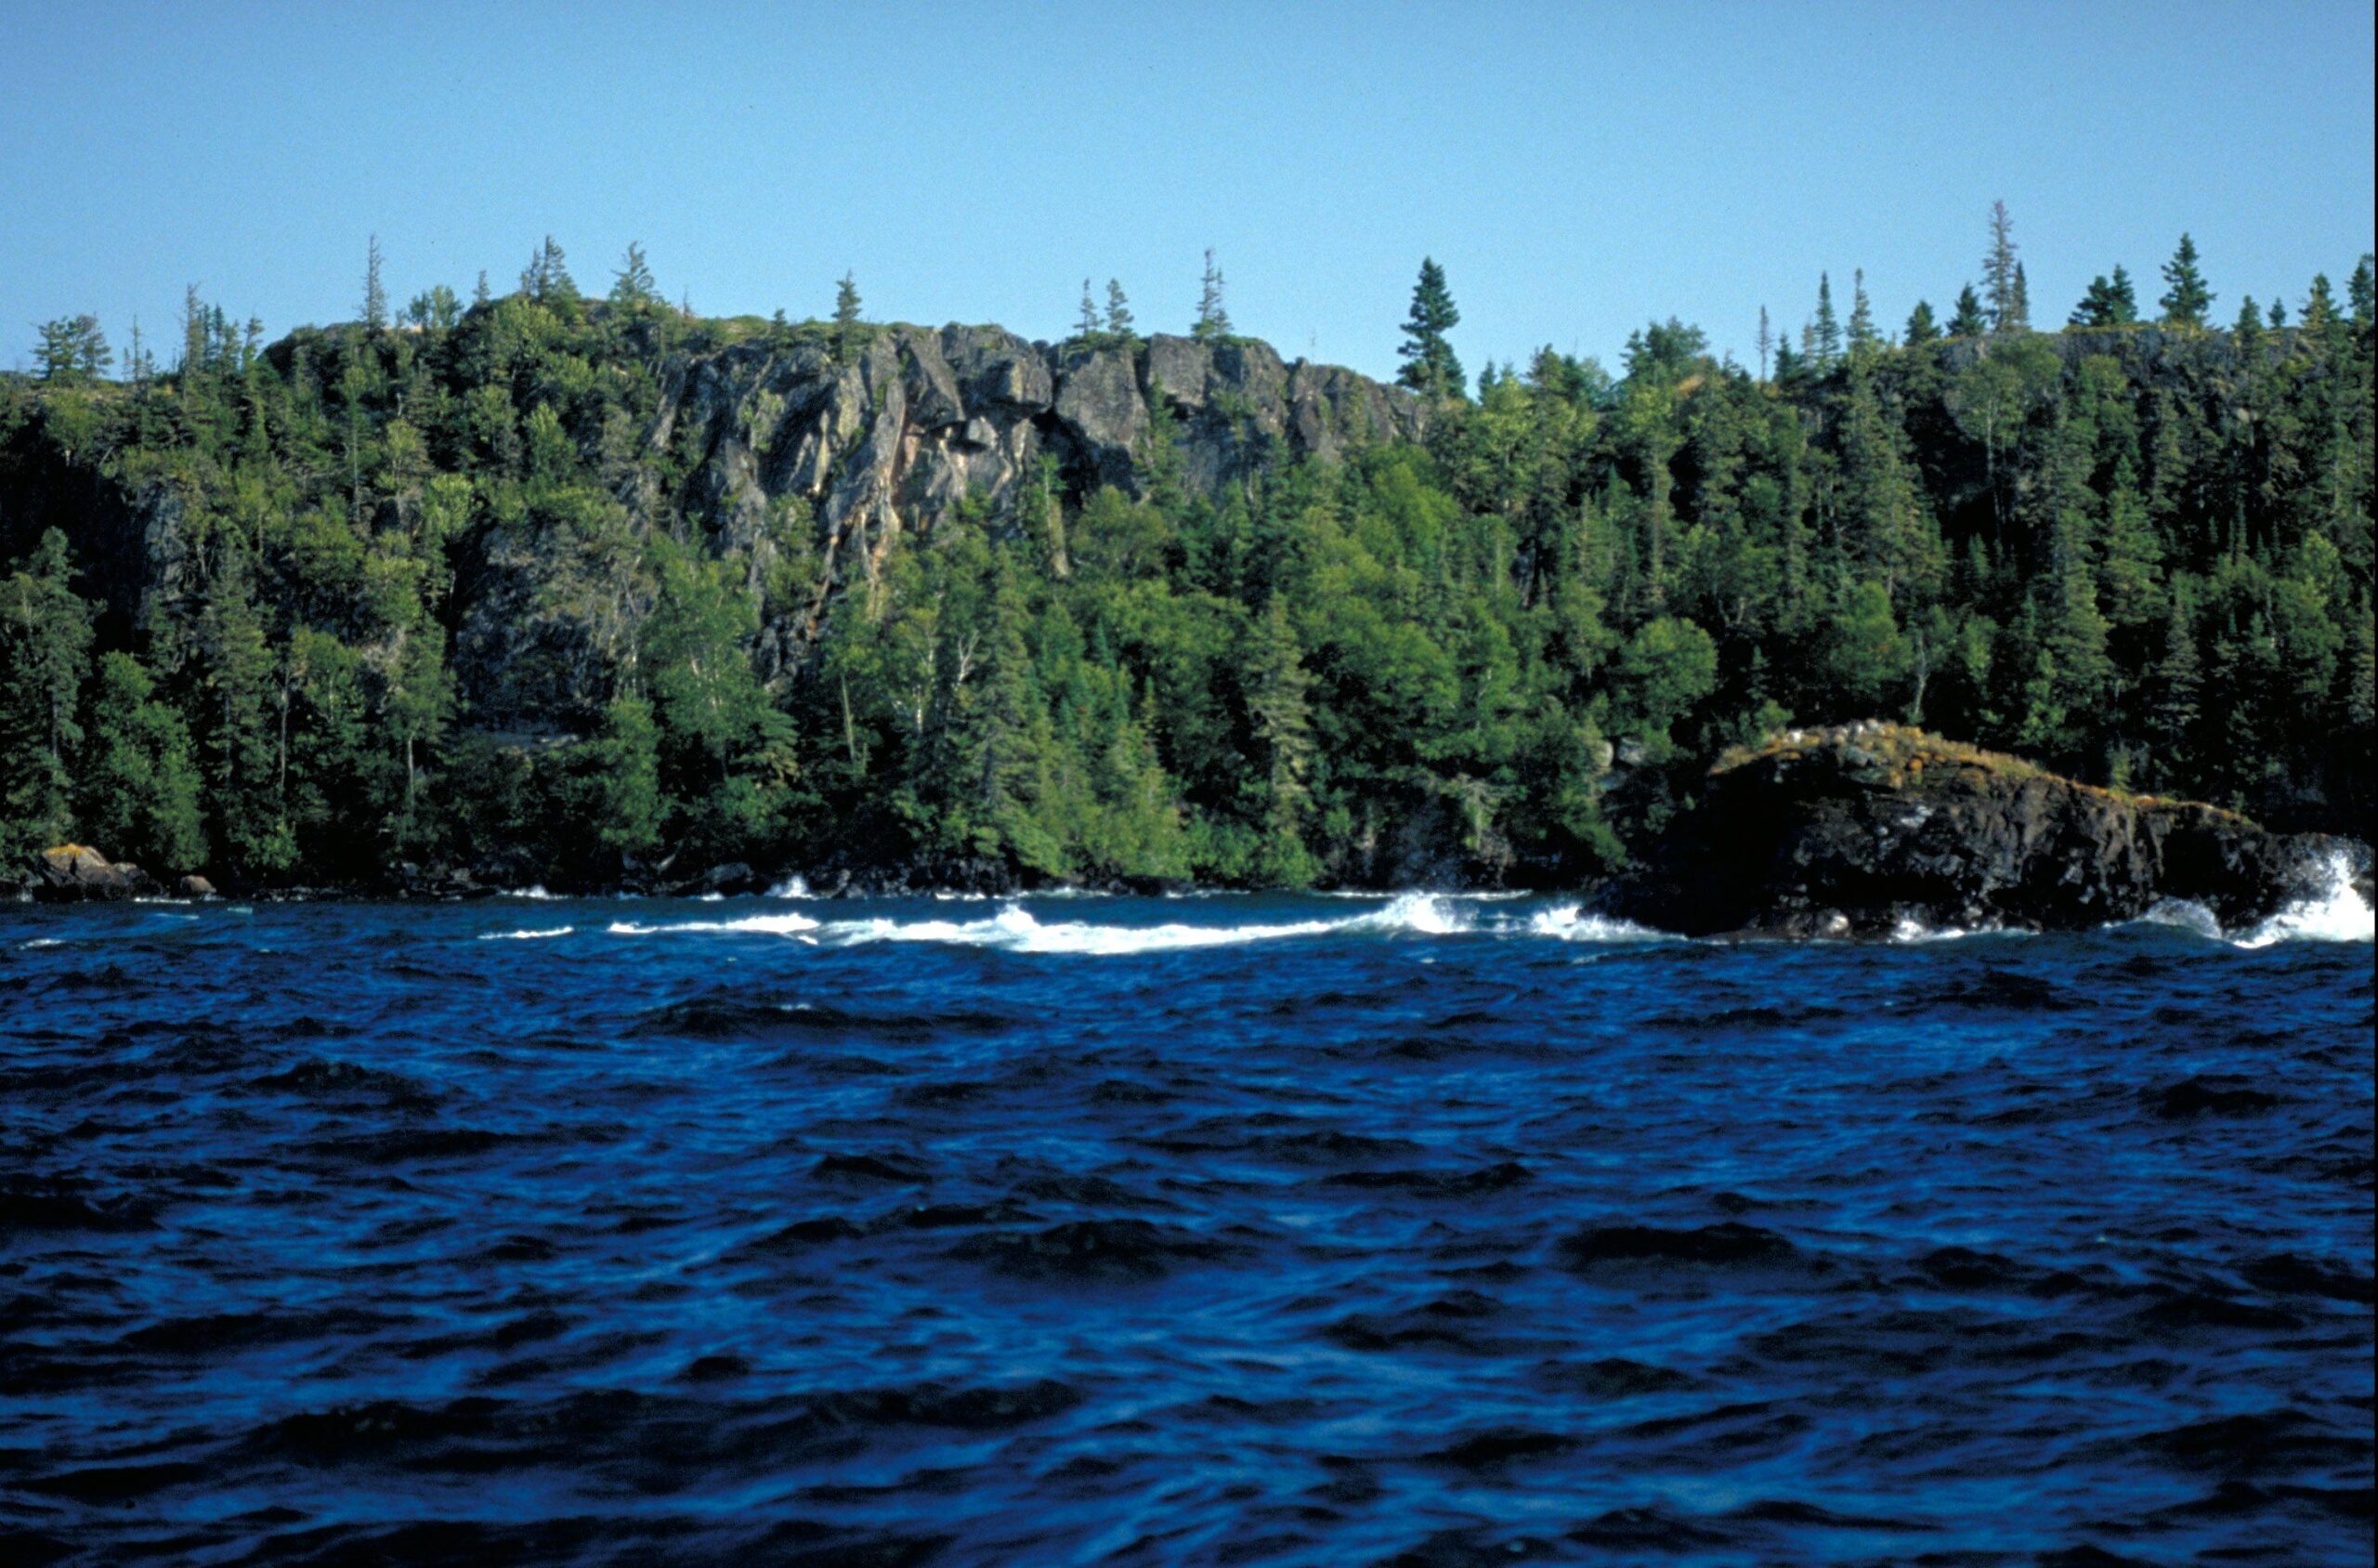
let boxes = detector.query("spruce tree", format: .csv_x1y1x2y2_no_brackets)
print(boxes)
1811,273,1842,367
1104,279,1133,337
1983,200,2020,331
1077,279,1100,340
2110,264,2139,321
362,235,387,331
1192,249,1230,341
1247,594,1315,885
610,242,657,309
833,272,865,364
1396,256,1465,399
2159,233,2213,328
1846,268,1879,362
1949,284,1988,338
1903,300,1940,346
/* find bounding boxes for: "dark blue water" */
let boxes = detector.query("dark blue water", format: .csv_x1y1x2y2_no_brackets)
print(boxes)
3,892,2371,1566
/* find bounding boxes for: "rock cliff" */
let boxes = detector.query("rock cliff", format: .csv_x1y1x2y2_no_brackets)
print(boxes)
1606,723,2372,937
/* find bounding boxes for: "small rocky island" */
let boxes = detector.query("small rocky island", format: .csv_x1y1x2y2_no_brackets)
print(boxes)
1606,723,2372,937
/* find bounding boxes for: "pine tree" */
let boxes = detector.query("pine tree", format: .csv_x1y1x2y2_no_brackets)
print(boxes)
1811,273,1842,367
1104,279,1133,337
610,242,658,309
1949,284,1988,338
361,235,387,331
833,272,865,364
2233,294,2263,348
1192,249,1230,341
1756,305,1772,380
1396,256,1465,399
2347,255,2374,325
2159,233,2214,328
2110,265,2139,321
1846,268,1880,363
1983,200,2020,331
34,316,111,385
1903,299,1940,346
1076,279,1100,340
2009,261,2031,330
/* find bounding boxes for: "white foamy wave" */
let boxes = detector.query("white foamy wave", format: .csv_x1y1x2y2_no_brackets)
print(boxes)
507,885,562,901
1524,904,1662,942
478,925,575,941
23,936,65,948
608,910,823,937
824,904,1349,955
2233,853,2374,947
767,876,811,899
1347,892,1473,934
2129,898,2224,940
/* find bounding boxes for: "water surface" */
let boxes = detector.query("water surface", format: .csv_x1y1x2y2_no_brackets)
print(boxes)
3,891,2371,1564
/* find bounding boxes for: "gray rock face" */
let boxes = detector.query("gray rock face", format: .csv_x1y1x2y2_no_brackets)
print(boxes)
51,320,1422,730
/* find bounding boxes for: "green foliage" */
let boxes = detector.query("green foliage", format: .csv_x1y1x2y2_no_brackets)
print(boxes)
2,230,2370,891
1396,257,1466,400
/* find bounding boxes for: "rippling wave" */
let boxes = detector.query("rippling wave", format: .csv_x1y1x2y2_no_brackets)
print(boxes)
1,888,2369,1564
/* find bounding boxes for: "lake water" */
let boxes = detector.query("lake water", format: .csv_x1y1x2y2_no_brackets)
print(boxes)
3,889,2371,1565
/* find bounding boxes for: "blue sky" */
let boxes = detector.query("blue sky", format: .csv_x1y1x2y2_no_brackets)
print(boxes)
3,1,2371,380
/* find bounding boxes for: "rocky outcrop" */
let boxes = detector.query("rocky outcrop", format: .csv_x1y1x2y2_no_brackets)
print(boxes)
27,844,162,902
1606,723,2372,937
453,324,1426,725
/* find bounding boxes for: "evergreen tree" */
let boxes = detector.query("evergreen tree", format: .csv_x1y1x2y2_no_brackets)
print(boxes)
34,316,111,385
2233,294,2263,349
1192,249,1230,341
1396,256,1466,399
2110,265,2139,321
1104,279,1134,336
1811,273,1842,367
362,235,387,331
1077,279,1100,339
1949,284,1988,338
80,652,205,872
0,530,94,857
1983,201,2020,330
1846,268,1880,363
610,242,658,309
2160,233,2214,328
1756,305,1772,380
833,272,865,364
1904,299,1940,346
1246,594,1316,885
2010,261,2031,330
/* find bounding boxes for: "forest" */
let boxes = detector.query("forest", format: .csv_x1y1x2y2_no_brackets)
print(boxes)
3,220,2371,893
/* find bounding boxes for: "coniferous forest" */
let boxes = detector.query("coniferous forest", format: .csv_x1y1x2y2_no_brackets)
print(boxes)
3,222,2372,894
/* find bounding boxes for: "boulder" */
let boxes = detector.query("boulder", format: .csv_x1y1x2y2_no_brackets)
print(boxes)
1605,723,2371,937
176,875,218,899
31,844,160,902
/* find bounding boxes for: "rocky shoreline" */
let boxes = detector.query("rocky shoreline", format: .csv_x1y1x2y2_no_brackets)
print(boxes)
12,724,2370,935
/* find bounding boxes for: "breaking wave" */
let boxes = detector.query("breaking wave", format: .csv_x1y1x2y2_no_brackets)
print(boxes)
1526,903,1663,942
477,925,575,941
2233,852,2374,948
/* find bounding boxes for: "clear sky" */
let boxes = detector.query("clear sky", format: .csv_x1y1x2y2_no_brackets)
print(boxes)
4,1,2371,381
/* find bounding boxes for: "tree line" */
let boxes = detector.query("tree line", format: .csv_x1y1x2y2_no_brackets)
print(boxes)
3,220,2371,889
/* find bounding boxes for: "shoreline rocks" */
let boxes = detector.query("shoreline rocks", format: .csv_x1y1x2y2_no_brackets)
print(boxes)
1603,723,2372,938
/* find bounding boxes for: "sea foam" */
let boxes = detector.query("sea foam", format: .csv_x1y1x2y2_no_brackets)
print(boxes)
2233,851,2375,947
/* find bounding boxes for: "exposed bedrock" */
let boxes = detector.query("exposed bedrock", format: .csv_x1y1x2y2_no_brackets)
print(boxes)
1605,723,2373,937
